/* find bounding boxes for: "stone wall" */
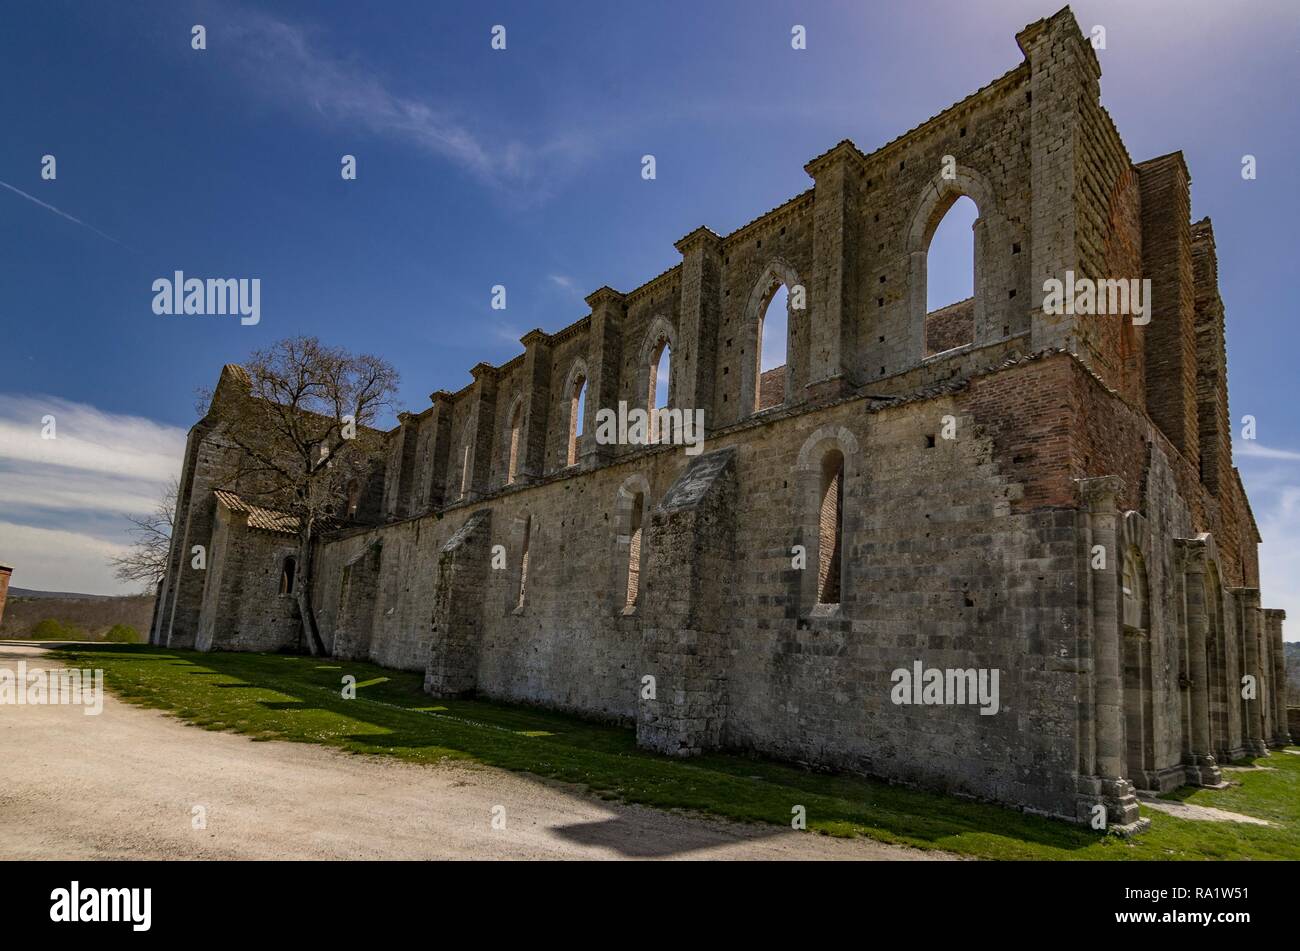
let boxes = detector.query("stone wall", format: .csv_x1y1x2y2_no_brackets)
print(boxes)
155,7,1289,825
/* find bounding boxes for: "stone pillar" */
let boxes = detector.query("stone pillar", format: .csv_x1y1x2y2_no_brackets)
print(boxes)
802,142,860,400
425,510,492,698
1136,153,1200,463
463,363,499,499
417,391,455,512
1178,538,1223,785
1018,9,1096,356
673,226,724,426
636,449,736,756
381,412,419,519
1257,604,1277,743
1264,609,1291,746
516,329,553,483
0,564,11,631
582,287,626,466
1076,477,1144,831
1232,587,1269,755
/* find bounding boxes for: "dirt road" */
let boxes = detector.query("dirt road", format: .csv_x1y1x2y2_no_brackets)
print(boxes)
0,644,952,860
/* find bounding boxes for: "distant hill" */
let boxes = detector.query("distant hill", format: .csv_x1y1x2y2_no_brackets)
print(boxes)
1,591,154,642
8,587,120,601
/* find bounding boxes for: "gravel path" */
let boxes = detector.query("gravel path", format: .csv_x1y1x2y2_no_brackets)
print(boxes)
0,644,955,860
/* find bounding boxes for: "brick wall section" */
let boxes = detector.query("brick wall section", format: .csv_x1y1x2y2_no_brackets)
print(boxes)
963,353,1077,513
1075,94,1144,403
757,366,786,410
1137,152,1200,466
1069,355,1258,589
925,297,975,355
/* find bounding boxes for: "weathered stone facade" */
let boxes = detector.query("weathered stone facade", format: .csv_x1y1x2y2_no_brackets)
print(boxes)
154,7,1290,828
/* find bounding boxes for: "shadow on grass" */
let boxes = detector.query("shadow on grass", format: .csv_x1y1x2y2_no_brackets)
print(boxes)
47,644,1142,858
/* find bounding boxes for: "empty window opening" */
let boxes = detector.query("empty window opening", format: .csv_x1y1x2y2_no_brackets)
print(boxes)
506,401,523,484
625,492,645,610
648,339,671,443
757,283,789,410
567,376,586,466
460,443,471,497
817,450,844,604
345,478,361,518
925,194,978,355
279,556,297,595
649,340,671,411
517,516,531,610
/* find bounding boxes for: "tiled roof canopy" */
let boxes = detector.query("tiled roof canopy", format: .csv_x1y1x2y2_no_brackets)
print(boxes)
213,490,299,535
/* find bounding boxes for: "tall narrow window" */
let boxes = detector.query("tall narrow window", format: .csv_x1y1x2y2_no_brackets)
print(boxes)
345,478,361,518
817,451,843,604
460,442,471,498
924,195,978,355
648,340,671,443
517,516,531,610
625,492,645,610
649,340,671,410
506,401,522,484
757,283,788,410
280,556,297,595
567,376,586,466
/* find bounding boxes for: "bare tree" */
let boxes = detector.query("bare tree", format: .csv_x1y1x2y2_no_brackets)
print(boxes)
199,336,399,656
110,478,178,590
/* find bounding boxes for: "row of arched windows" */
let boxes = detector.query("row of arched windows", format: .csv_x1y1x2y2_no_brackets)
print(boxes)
507,444,847,618
472,177,986,498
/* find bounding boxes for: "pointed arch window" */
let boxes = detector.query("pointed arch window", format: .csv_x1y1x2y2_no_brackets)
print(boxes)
756,283,789,410
567,375,587,466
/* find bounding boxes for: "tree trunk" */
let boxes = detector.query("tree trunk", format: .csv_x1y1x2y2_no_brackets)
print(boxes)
295,520,328,657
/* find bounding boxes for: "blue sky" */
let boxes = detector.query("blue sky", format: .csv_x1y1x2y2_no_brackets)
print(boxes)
0,0,1297,626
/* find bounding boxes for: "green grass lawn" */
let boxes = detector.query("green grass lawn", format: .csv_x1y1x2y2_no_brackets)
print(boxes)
52,643,1300,860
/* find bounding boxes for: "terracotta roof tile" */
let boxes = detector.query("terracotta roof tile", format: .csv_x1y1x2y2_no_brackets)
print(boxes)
213,490,299,535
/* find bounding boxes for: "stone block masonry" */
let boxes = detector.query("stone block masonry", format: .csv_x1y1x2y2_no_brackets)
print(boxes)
154,6,1286,829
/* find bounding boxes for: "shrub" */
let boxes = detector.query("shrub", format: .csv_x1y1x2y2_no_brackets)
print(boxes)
30,618,82,640
104,624,142,643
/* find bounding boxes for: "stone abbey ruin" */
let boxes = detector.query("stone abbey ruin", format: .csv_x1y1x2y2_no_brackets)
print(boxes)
153,8,1290,830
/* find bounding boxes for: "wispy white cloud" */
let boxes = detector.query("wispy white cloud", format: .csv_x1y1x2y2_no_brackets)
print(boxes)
0,521,132,596
0,394,186,595
218,9,593,197
1236,443,1300,639
0,395,185,483
1237,441,1300,462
